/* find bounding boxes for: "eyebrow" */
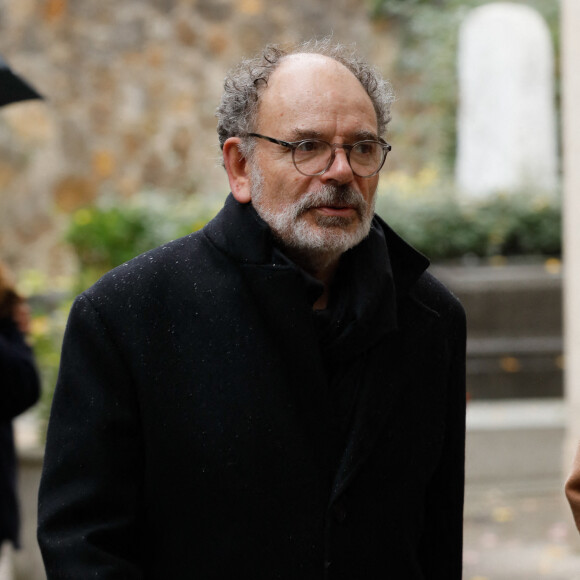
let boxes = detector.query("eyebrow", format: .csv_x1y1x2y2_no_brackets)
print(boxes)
353,129,380,141
287,128,380,142
288,129,324,141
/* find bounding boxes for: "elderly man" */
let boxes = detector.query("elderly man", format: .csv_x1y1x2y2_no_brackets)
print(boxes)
38,40,466,579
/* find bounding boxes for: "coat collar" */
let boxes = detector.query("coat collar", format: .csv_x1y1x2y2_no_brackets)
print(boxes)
203,194,277,266
204,194,430,301
203,193,431,393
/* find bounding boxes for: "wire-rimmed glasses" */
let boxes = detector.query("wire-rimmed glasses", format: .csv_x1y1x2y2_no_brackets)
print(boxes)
248,133,391,178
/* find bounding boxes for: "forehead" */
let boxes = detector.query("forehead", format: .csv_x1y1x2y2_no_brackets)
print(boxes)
256,54,378,138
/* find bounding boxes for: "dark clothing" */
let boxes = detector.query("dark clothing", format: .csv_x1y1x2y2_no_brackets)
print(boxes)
0,316,41,548
38,195,467,579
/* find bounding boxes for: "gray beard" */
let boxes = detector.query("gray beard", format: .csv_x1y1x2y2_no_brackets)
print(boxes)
249,164,376,264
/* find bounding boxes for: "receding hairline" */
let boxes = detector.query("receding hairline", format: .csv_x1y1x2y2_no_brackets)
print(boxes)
260,52,370,93
254,52,379,126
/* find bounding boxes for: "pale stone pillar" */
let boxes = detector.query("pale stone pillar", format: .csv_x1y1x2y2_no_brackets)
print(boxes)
456,3,558,197
562,0,580,472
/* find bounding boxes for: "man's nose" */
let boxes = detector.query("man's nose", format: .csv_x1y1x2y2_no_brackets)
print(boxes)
320,147,354,185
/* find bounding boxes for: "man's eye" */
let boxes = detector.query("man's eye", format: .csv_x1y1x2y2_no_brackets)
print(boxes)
296,141,323,153
353,142,375,156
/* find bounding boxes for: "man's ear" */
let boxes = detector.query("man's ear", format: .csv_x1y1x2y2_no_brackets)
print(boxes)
223,137,252,204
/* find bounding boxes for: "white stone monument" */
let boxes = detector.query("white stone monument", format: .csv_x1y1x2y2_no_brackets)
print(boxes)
456,3,558,197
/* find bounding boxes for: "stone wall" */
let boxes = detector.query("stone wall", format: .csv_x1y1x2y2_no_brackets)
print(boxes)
0,0,397,276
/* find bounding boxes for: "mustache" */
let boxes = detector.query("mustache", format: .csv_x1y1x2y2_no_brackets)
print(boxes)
293,186,368,219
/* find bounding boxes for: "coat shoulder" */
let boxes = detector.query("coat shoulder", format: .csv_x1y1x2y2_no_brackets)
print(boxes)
410,270,466,326
83,230,215,302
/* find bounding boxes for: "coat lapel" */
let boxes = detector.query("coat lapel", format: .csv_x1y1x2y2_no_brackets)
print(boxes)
328,329,403,504
240,263,333,460
204,195,433,503
328,220,432,506
205,195,336,464
328,303,440,507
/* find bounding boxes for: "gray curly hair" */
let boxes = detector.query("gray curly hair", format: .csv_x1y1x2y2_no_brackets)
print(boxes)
216,39,395,159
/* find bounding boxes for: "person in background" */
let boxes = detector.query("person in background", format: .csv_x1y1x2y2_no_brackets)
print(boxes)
0,261,40,570
38,39,466,579
565,446,580,531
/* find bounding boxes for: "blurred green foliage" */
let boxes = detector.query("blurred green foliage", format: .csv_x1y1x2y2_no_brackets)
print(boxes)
29,297,71,438
376,167,561,261
66,181,561,276
66,191,221,291
15,270,73,439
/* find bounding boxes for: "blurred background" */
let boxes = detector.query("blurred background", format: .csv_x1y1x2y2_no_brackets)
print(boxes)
1,0,578,578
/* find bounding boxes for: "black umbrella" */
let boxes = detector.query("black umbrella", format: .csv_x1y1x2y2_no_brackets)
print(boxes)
0,54,43,107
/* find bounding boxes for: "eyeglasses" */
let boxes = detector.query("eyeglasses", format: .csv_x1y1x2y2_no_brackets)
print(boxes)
248,133,391,178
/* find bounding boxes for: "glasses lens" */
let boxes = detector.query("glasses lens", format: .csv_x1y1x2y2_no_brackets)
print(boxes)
293,140,332,176
350,141,385,177
292,139,388,177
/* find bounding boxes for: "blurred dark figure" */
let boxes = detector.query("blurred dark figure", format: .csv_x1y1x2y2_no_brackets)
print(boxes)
566,446,580,532
0,262,40,557
0,54,43,107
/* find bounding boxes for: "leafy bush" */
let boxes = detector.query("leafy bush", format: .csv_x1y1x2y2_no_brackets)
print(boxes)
67,182,561,279
375,169,561,261
66,191,220,290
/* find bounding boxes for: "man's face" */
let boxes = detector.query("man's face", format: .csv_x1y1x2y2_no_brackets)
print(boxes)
248,54,381,259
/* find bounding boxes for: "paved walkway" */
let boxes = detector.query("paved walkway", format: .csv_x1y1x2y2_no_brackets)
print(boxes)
462,398,580,578
463,483,580,579
0,543,14,580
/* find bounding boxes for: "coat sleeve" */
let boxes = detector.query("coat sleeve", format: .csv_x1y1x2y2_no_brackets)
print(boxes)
37,294,145,579
418,299,467,579
0,318,41,421
565,443,580,533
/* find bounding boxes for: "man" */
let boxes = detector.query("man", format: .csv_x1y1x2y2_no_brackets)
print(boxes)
38,40,466,579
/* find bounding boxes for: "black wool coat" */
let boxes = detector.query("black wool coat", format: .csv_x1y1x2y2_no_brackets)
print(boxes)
38,195,466,579
1,316,41,547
